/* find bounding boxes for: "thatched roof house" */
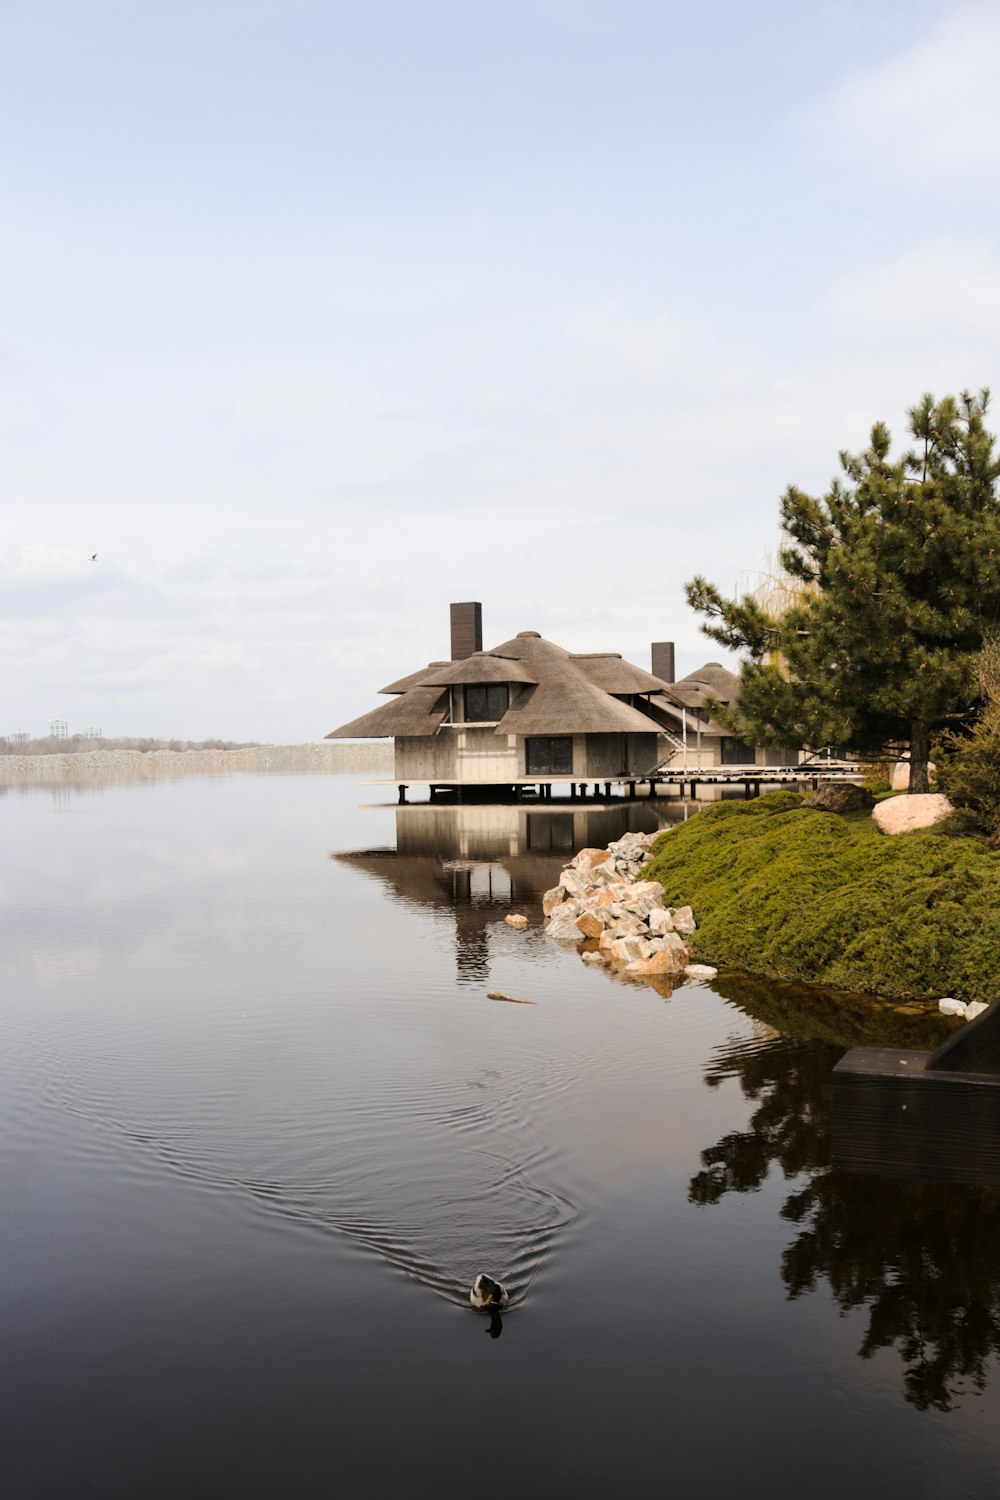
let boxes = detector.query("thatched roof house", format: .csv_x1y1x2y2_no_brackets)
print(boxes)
327,602,789,790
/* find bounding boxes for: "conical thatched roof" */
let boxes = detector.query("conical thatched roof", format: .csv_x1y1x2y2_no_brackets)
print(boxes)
421,652,538,686
679,662,741,704
488,633,661,736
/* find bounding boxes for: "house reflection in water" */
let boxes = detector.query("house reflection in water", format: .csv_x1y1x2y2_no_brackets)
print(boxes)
334,800,683,982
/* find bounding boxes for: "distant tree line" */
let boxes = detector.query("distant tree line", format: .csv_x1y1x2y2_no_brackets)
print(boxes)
0,735,263,756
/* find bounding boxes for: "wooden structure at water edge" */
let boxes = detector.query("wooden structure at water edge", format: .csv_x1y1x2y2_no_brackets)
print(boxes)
832,999,1000,1188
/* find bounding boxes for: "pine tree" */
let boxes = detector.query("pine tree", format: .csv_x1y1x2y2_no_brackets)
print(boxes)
686,390,1000,794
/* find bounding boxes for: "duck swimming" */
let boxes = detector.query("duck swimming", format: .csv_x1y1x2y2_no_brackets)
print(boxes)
470,1273,509,1310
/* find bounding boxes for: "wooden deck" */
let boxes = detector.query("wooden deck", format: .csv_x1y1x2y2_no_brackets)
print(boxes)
832,1000,1000,1187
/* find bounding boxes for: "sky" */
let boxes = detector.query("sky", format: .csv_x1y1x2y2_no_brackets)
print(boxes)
3,0,999,742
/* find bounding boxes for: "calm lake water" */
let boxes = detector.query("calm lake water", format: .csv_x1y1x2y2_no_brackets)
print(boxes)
3,773,1000,1499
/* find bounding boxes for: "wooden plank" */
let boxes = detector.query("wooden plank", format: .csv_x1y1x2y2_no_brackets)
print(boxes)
832,1049,1000,1187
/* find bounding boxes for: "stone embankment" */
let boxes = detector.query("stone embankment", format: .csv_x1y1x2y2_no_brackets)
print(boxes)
541,831,717,991
0,742,393,784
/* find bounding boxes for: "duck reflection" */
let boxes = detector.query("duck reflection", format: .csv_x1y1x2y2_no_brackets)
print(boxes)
334,801,679,982
694,975,1000,1412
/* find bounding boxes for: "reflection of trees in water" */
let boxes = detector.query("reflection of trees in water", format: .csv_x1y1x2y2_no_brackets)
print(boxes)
692,1015,1000,1412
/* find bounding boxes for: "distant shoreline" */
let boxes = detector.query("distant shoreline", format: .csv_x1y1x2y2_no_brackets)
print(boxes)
0,742,393,783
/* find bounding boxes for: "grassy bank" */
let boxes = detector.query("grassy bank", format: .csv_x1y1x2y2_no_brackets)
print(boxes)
641,791,1000,1005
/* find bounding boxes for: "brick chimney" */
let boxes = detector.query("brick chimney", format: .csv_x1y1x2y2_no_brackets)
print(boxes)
450,602,482,661
651,641,675,683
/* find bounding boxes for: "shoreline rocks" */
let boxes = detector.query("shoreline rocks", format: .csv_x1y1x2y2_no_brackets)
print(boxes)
541,831,705,992
938,997,990,1022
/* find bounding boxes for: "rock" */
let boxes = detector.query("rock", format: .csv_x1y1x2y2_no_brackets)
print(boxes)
487,990,536,1005
684,964,718,980
626,945,689,977
623,884,665,919
598,929,615,954
576,911,605,939
504,913,529,929
581,951,605,965
938,997,967,1016
571,847,608,871
648,908,675,934
542,885,567,916
873,793,952,835
547,898,584,923
605,916,647,940
587,857,620,885
546,919,585,943
559,867,588,898
609,935,655,965
595,887,622,909
671,906,697,935
657,931,688,952
965,1001,989,1021
801,783,874,813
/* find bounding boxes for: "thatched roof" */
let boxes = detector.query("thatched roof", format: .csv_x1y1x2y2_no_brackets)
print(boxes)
326,685,448,739
327,633,739,742
489,633,661,736
422,653,538,686
379,662,450,695
569,653,669,695
679,662,741,704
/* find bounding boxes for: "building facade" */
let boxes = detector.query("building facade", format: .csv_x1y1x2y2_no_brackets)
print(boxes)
328,603,793,792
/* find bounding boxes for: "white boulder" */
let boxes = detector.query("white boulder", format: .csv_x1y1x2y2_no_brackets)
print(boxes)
872,794,952,835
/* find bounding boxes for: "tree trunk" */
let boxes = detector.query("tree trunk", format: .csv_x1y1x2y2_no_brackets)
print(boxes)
909,718,930,794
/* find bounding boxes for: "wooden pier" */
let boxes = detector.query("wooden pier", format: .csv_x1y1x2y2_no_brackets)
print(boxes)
366,761,863,805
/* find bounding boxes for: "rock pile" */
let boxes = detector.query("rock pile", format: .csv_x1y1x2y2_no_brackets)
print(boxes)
542,832,716,986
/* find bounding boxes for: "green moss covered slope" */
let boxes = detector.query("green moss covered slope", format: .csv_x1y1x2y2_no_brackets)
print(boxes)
641,791,1000,1004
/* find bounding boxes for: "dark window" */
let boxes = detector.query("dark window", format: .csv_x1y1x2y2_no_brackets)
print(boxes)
526,736,573,774
464,684,508,721
721,737,756,765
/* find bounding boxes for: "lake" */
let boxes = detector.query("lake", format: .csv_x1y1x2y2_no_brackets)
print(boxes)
3,772,999,1498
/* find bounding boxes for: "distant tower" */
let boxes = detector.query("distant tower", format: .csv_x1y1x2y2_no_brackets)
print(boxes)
49,718,69,739
82,726,103,740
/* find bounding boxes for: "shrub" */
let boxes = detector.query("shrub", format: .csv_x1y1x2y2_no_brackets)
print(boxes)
641,790,1000,1003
